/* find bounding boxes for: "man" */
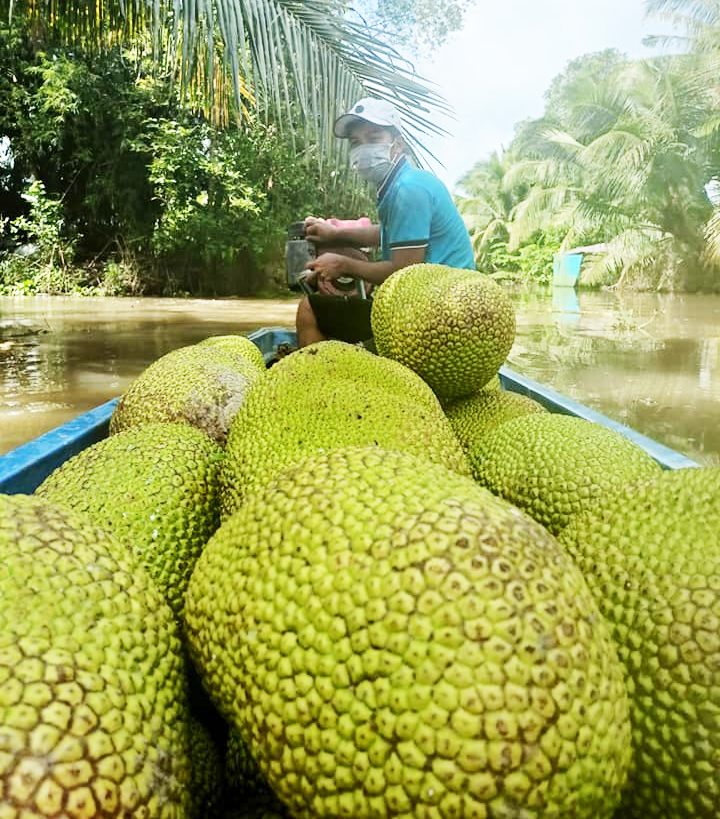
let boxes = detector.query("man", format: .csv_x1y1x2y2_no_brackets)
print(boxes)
296,97,476,347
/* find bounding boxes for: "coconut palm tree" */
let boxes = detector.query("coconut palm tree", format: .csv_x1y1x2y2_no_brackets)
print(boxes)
645,0,720,272
504,54,716,287
644,0,720,51
455,152,514,263
1,0,451,166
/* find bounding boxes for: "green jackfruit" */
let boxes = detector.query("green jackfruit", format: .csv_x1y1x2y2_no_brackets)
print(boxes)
185,447,632,819
188,714,226,819
225,728,270,797
110,342,264,445
485,373,501,391
0,494,191,818
221,341,469,515
196,335,266,371
444,388,547,454
468,414,662,535
36,423,224,621
371,264,516,403
558,467,720,819
265,341,442,411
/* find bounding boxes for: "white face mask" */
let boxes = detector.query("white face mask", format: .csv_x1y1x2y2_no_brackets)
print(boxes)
349,142,396,185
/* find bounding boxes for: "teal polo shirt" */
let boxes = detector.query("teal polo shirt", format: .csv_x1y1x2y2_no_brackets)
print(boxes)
377,157,476,270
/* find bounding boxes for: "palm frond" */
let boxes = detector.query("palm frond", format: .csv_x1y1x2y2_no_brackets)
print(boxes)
703,206,720,263
508,185,572,249
471,217,508,256
580,128,646,169
645,0,720,28
695,111,720,138
4,0,451,166
502,157,579,192
580,225,667,287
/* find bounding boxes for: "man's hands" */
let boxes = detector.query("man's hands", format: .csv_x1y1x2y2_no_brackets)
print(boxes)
304,217,340,246
300,215,415,292
303,218,350,293
305,253,353,295
304,216,381,251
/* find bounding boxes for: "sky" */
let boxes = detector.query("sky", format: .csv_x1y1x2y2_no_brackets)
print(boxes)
411,0,678,190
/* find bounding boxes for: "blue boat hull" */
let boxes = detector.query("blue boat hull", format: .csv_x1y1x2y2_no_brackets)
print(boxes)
0,327,700,494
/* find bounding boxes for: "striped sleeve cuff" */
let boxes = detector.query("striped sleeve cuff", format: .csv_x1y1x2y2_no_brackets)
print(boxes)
389,239,429,250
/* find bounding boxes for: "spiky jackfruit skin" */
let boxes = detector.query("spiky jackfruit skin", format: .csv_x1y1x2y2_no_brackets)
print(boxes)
35,423,223,622
185,447,632,819
485,373,501,391
110,344,264,446
557,467,720,819
445,388,547,454
196,335,266,371
225,728,268,797
221,342,469,516
0,494,191,818
468,414,662,536
266,341,442,411
188,715,226,819
371,265,516,403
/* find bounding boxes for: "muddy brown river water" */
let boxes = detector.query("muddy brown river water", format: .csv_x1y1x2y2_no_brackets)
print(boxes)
0,288,718,465
0,296,298,455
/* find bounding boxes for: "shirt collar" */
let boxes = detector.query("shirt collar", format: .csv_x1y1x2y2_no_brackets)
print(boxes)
377,155,407,201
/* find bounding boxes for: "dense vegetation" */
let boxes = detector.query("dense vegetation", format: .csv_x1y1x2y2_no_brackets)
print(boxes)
459,0,720,291
0,0,460,296
0,39,374,296
2,0,720,294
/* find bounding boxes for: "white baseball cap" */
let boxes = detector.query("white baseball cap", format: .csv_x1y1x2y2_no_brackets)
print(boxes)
334,97,404,138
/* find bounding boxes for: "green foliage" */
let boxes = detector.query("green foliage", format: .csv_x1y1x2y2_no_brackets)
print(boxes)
456,150,560,282
0,34,374,296
476,232,562,284
542,49,630,135
0,43,168,253
129,115,372,295
0,0,452,298
356,0,475,51
1,0,451,170
516,234,563,284
0,180,86,295
134,119,263,275
458,34,720,291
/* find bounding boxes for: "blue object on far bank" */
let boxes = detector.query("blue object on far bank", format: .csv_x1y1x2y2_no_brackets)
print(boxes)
552,252,583,287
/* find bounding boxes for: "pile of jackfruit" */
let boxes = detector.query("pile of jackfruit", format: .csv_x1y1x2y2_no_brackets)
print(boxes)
0,263,718,819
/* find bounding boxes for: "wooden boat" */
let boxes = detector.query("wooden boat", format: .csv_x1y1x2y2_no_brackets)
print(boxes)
0,326,701,495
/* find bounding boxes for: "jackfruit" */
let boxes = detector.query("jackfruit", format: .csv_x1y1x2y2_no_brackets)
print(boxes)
557,467,720,819
188,714,226,819
485,373,501,391
221,341,469,515
371,264,516,403
225,727,270,797
468,414,662,535
110,342,264,445
444,388,547,454
35,423,224,622
265,340,442,411
0,493,191,818
196,334,266,371
185,447,632,819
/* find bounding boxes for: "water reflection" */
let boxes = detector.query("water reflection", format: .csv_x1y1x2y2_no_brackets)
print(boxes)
507,286,720,466
1,290,718,466
0,295,298,454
